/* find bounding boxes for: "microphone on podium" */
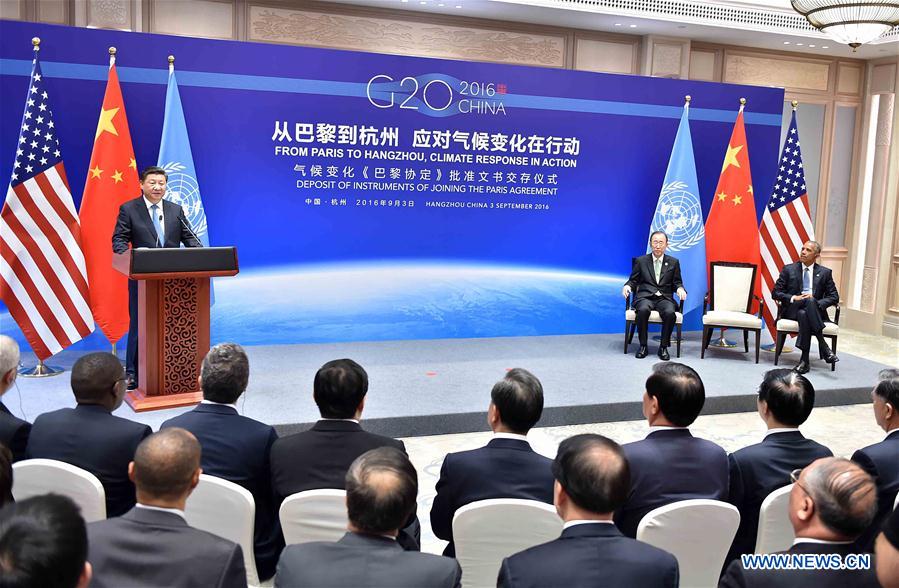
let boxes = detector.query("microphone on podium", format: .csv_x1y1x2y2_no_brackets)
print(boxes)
178,214,203,247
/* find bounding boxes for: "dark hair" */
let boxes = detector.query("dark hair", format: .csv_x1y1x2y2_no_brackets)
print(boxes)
313,359,368,419
758,369,815,427
0,494,87,588
0,445,11,508
345,447,417,535
649,231,668,243
490,368,544,434
645,362,705,427
805,458,877,538
874,376,899,409
70,352,123,404
132,428,200,501
200,343,249,404
139,166,167,182
552,434,629,514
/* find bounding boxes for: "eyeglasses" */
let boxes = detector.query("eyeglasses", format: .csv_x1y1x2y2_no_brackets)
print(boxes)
790,468,802,483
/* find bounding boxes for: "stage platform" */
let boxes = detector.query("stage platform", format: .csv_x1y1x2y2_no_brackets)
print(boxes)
6,332,891,438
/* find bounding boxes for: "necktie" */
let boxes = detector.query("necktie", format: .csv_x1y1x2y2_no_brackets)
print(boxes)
803,267,811,293
150,204,164,247
654,257,662,284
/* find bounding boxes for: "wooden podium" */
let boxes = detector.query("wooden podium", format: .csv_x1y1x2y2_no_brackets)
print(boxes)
113,247,238,411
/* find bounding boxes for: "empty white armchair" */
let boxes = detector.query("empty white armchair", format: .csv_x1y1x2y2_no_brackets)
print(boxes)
701,262,763,363
279,489,348,546
12,458,106,522
453,498,563,588
637,499,740,588
755,484,794,554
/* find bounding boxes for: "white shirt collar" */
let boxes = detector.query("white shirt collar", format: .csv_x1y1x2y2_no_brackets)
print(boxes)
652,253,664,262
647,425,688,435
200,399,238,410
802,262,815,271
143,195,164,210
135,503,187,521
493,432,529,442
765,427,801,438
320,417,360,424
563,519,615,529
885,428,899,440
792,537,854,546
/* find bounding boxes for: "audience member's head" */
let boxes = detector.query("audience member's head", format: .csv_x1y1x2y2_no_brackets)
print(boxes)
129,428,202,509
643,362,705,427
790,457,877,542
199,343,249,404
0,494,91,588
345,446,417,538
757,369,815,428
876,508,899,588
313,359,368,420
551,434,629,521
0,335,19,397
488,368,544,435
873,375,899,433
0,445,11,508
70,352,126,411
879,368,899,381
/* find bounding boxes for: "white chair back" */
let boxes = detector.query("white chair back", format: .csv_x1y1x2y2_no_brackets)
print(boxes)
637,499,740,588
280,489,348,546
755,484,794,554
12,459,106,522
185,474,261,587
711,263,756,313
453,499,562,588
894,491,899,511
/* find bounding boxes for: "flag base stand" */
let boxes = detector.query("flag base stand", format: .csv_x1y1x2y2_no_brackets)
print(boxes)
18,360,64,378
709,334,739,348
762,343,793,353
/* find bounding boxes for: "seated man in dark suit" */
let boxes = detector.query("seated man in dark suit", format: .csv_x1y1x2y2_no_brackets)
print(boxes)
772,240,840,374
0,494,92,588
615,362,728,537
726,369,833,565
499,434,678,588
275,447,461,588
0,335,30,462
161,343,280,580
622,230,686,360
26,352,151,517
87,428,246,588
876,507,899,588
720,457,879,588
430,368,554,556
0,445,11,507
852,370,899,552
270,358,419,550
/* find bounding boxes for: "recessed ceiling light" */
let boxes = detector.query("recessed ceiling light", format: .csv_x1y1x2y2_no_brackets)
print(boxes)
419,1,426,3
614,23,622,26
796,43,804,46
822,46,829,49
784,41,791,44
629,24,637,28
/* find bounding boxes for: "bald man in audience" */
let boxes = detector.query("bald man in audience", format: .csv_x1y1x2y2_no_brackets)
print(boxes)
720,457,879,588
0,335,30,462
498,434,678,588
87,428,246,588
275,447,461,588
26,352,151,517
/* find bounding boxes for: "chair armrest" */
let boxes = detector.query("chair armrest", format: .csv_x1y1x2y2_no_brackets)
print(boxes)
703,293,709,314
833,303,841,325
625,293,632,310
677,297,684,313
753,294,765,318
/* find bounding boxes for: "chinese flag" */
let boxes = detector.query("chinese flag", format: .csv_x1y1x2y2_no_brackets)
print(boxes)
78,63,139,344
705,108,761,308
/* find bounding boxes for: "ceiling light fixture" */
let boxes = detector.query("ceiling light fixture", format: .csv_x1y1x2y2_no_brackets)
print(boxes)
784,41,792,44
614,23,622,26
629,24,637,28
791,1,899,49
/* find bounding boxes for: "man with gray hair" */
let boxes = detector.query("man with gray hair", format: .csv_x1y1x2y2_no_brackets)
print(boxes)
0,335,29,461
772,240,840,374
720,457,880,587
161,343,280,580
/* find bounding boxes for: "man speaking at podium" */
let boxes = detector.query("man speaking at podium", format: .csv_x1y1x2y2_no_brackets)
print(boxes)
112,166,203,390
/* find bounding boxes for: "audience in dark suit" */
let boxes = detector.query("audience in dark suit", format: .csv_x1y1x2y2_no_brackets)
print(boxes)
0,494,91,588
25,352,151,517
720,457,879,587
275,446,461,588
430,368,554,556
87,428,246,588
161,343,281,581
499,434,678,588
876,507,899,588
615,362,729,537
269,358,419,550
0,335,30,462
726,369,832,565
0,444,11,507
851,369,899,552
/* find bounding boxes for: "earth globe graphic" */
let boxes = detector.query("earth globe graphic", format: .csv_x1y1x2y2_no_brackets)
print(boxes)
654,182,703,251
164,172,207,236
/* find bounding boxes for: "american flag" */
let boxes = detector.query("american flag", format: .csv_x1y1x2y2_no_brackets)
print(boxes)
759,108,815,338
0,50,94,360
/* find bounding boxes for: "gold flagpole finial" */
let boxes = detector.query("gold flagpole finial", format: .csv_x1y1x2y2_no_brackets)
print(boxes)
791,100,799,110
739,97,746,112
108,46,116,67
32,37,41,52
168,55,175,74
685,95,691,104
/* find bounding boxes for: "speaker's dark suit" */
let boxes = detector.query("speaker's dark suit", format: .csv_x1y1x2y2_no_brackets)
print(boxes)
725,431,832,565
274,532,461,588
111,196,202,381
161,403,281,580
26,404,151,517
851,430,899,552
430,437,554,557
719,541,880,588
0,401,30,462
269,419,420,550
771,262,839,354
88,507,246,588
616,429,729,538
498,522,679,588
625,254,683,346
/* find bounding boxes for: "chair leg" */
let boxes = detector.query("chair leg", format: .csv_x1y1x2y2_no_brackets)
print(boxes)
676,324,682,358
774,333,786,365
701,327,711,359
629,323,637,345
624,321,631,354
743,330,749,353
830,336,837,372
755,330,760,364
